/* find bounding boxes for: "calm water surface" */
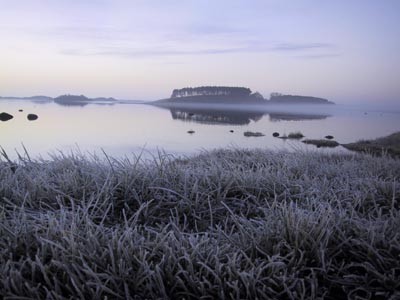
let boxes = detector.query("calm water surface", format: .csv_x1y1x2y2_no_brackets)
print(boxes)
1,99,399,159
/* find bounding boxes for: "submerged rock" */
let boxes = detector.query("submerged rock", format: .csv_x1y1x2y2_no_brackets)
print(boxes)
27,114,38,121
0,112,13,121
244,131,265,137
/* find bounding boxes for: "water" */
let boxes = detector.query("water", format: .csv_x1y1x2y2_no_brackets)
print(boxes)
1,99,399,159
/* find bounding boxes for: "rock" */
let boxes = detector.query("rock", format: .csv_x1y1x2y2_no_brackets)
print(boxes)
19,109,23,112
0,112,13,121
244,131,265,137
27,114,38,121
187,130,195,134
325,135,334,140
272,132,280,137
230,130,234,133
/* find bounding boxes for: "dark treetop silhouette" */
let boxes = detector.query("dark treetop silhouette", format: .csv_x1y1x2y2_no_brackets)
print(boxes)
171,86,253,98
154,86,267,106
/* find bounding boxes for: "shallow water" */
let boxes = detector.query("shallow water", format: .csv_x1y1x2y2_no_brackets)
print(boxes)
1,99,399,159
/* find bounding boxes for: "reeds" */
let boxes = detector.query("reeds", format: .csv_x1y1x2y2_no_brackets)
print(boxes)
0,148,399,299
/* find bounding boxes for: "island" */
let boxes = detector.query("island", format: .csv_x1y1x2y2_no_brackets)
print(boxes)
151,86,334,106
54,94,117,106
268,93,334,105
0,95,53,101
153,86,267,105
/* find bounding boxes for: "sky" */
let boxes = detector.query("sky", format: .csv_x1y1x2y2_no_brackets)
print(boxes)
0,0,399,105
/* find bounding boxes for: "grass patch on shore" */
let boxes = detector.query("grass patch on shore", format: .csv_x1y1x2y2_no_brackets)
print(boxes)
343,131,400,157
1,149,399,299
303,139,340,148
279,131,305,140
287,131,304,139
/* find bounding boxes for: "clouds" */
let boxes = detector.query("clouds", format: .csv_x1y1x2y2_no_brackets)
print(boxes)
271,43,334,52
51,22,338,59
59,40,339,59
0,0,340,60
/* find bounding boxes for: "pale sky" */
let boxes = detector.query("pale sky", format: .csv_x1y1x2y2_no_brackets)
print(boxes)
1,0,399,104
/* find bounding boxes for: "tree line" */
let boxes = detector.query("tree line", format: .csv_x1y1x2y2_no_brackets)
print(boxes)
171,86,252,98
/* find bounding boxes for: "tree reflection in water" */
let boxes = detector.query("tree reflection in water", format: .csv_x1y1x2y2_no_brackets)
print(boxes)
168,107,329,125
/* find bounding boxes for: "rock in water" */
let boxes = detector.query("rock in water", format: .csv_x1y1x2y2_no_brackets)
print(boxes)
19,109,23,112
187,130,195,134
27,114,38,121
272,132,280,137
0,112,13,121
325,135,334,140
244,131,265,137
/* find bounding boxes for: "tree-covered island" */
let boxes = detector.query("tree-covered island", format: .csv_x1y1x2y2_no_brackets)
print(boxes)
153,86,334,106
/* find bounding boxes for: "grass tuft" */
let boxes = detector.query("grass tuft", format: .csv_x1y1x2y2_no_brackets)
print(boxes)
287,131,304,139
280,131,305,140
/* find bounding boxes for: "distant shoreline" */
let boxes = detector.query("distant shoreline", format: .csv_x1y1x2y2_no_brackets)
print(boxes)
0,86,334,107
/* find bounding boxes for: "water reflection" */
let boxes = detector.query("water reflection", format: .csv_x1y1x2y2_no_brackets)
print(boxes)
168,107,330,125
54,101,88,107
1,99,399,160
170,107,264,125
269,113,329,122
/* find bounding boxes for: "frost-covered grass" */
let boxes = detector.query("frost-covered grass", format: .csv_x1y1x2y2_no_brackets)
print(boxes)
1,149,400,299
343,131,400,157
